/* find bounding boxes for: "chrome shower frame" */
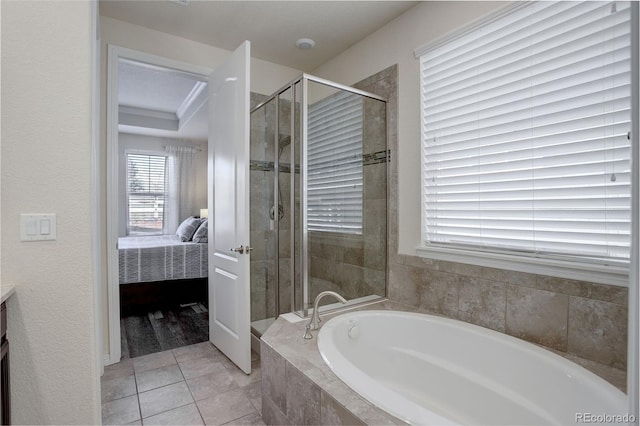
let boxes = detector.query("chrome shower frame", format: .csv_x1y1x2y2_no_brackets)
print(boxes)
250,73,388,318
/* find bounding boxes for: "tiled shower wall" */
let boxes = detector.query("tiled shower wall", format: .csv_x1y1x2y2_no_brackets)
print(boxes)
363,65,628,373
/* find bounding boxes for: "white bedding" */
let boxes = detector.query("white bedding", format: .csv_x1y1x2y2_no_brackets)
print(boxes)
118,235,208,284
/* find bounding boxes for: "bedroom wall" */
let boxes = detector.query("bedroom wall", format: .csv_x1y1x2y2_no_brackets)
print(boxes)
117,134,208,237
99,16,302,359
1,1,100,423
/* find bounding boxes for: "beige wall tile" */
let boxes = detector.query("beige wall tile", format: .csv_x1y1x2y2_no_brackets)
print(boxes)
260,343,287,412
416,269,460,318
286,364,321,425
261,394,292,426
388,264,420,308
440,261,537,287
537,276,628,305
458,278,506,332
506,285,569,351
568,297,628,369
320,391,366,426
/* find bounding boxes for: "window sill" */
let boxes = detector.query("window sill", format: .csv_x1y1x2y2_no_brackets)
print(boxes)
415,245,629,287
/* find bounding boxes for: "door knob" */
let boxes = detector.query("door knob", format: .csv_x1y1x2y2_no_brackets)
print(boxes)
229,245,253,255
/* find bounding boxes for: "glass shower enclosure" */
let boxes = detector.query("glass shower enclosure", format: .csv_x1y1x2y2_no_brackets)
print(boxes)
249,75,387,337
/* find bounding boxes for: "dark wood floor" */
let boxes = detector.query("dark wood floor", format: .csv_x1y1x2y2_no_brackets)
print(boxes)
120,303,209,359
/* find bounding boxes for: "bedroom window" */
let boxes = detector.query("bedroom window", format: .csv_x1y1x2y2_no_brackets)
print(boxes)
416,2,631,272
126,153,168,236
307,90,364,234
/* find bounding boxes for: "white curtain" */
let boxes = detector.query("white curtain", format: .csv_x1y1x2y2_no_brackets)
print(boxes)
164,145,198,234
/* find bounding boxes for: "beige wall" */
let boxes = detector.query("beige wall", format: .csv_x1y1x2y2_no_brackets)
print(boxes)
1,1,100,423
312,1,503,254
99,16,302,358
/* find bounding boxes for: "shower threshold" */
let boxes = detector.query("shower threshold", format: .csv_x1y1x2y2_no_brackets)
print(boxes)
251,317,277,338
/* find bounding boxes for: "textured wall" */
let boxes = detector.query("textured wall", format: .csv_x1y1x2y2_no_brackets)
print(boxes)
1,1,100,423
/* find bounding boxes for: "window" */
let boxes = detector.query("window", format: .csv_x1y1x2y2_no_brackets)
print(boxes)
126,153,168,235
417,2,631,268
308,90,364,234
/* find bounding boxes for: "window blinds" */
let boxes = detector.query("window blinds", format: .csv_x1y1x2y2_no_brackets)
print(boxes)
308,90,364,234
419,1,631,262
126,153,167,235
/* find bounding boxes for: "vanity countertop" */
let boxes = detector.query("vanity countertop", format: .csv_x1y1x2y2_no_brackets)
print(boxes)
1,284,15,304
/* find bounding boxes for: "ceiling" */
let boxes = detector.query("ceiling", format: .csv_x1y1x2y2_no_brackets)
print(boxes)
100,1,419,71
109,1,419,141
118,59,209,141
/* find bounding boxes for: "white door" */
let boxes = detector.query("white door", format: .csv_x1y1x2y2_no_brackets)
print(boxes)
208,41,251,374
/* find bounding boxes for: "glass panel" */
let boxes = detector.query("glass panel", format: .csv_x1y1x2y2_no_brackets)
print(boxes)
362,96,387,298
293,81,304,315
249,97,276,332
249,76,387,324
277,87,292,315
305,80,387,309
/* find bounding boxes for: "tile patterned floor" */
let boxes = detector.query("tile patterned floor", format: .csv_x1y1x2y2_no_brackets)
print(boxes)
101,342,265,425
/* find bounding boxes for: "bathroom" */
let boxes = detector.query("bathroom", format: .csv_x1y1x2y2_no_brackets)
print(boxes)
1,1,638,425
98,1,640,424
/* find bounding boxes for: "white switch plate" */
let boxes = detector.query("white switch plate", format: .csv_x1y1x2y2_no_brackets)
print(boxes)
20,214,57,241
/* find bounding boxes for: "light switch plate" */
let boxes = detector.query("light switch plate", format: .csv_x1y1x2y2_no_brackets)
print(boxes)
20,214,57,241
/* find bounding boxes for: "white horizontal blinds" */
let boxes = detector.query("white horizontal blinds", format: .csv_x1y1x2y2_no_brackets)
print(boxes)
421,1,631,261
127,153,168,236
308,90,364,233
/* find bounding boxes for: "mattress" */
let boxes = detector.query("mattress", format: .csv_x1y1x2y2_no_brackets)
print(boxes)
118,235,208,284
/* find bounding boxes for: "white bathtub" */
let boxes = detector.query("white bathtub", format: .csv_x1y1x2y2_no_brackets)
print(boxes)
317,310,628,425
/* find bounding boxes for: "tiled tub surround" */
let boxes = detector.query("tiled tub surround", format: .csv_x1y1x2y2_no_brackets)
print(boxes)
355,64,629,376
389,259,629,372
260,299,626,426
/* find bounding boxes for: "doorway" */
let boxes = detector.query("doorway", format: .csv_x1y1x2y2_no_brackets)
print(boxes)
105,46,212,365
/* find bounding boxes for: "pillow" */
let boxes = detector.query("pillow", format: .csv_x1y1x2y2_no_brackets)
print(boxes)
192,218,208,243
176,216,201,242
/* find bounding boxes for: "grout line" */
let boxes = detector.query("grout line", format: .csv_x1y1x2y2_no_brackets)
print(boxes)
133,370,143,424
565,294,571,353
193,396,207,425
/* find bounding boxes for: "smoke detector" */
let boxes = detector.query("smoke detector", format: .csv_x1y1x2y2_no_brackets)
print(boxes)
296,38,316,49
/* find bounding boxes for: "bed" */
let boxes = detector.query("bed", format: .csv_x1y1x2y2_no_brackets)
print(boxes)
118,235,208,313
118,235,208,284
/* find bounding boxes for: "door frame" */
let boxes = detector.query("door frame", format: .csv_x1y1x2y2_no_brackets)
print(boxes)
104,45,211,365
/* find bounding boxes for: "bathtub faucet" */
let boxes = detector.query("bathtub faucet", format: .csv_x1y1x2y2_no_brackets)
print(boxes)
303,291,347,339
